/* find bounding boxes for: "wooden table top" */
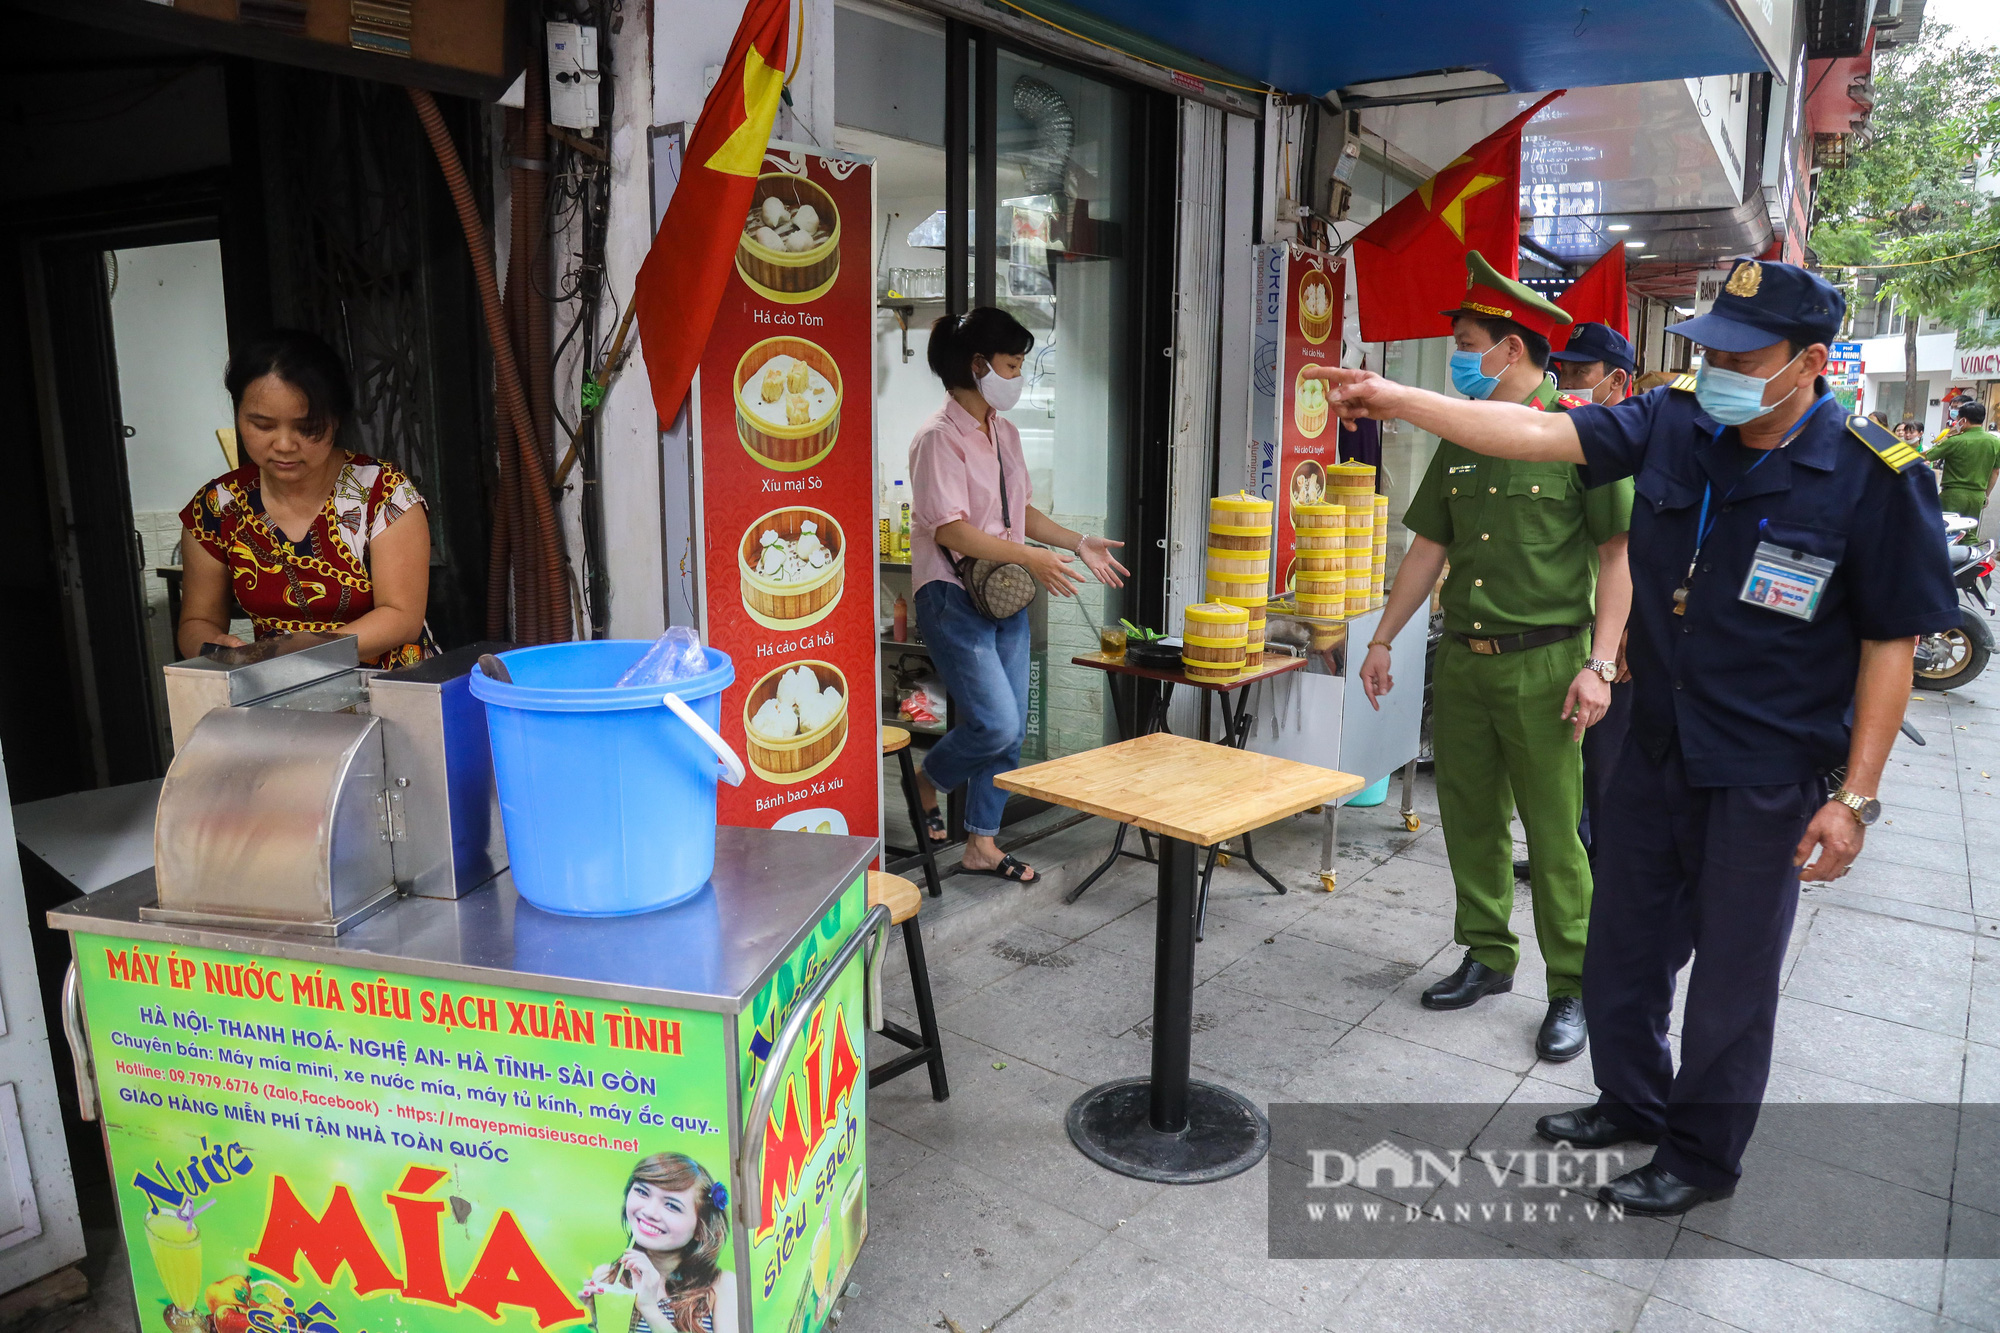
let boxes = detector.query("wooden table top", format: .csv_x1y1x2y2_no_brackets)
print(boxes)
995,732,1364,847
1069,651,1306,691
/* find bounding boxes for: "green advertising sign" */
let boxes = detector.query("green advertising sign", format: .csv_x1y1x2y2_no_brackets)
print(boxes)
735,877,867,1333
76,934,739,1333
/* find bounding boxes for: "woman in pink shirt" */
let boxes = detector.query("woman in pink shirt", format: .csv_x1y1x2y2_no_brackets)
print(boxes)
909,309,1129,882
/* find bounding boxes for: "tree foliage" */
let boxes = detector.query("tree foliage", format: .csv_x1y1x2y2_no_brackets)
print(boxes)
1810,21,2000,332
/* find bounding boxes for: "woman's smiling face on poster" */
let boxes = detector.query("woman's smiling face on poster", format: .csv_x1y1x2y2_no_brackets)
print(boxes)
625,1179,701,1252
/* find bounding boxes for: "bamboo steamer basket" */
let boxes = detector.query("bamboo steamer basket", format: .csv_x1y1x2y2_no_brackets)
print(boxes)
1291,501,1344,529
1206,571,1269,601
1206,546,1271,579
742,660,850,785
738,506,845,630
1328,462,1376,488
1295,548,1342,573
735,337,843,471
734,174,841,304
1182,603,1248,681
1209,493,1274,554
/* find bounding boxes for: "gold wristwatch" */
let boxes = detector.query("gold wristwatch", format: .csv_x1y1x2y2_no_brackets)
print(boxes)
1831,788,1881,825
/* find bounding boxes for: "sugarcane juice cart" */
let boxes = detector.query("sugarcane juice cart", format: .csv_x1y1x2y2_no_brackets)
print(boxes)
48,634,886,1333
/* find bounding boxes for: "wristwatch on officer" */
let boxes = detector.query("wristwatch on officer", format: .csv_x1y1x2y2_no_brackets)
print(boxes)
1586,658,1618,684
1831,788,1881,825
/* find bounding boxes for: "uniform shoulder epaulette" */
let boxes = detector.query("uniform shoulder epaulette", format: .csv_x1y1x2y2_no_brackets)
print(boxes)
1669,373,1699,393
1555,393,1590,410
1845,412,1924,474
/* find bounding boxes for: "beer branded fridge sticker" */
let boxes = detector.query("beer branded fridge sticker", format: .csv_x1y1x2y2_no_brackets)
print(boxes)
736,878,868,1333
694,146,879,847
75,936,734,1333
1276,246,1345,593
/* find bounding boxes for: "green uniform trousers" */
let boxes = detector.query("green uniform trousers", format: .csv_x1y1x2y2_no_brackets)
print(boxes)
1939,487,1985,536
1431,633,1592,997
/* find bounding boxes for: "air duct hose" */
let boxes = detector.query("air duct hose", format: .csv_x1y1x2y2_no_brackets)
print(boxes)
407,86,571,644
1011,75,1074,198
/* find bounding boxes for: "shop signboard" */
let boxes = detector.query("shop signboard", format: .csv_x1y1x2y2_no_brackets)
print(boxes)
1247,245,1285,505
692,145,879,846
1274,245,1346,593
736,879,868,1333
1957,347,2000,379
1831,341,1861,358
73,935,734,1333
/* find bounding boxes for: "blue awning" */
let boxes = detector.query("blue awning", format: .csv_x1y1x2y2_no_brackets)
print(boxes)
1047,0,1779,98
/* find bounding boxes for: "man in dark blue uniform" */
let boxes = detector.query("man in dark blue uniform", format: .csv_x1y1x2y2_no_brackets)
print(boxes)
1306,260,1958,1214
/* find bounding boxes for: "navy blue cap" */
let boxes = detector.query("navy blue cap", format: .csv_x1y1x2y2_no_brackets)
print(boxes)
1665,258,1845,353
1548,322,1635,373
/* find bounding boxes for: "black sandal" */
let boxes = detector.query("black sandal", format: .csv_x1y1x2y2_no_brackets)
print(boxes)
923,810,948,844
961,853,1036,883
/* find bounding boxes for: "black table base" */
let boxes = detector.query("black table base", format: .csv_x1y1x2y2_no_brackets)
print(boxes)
1065,836,1270,1182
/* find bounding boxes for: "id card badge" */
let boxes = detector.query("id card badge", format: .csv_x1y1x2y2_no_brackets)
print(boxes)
1739,542,1836,621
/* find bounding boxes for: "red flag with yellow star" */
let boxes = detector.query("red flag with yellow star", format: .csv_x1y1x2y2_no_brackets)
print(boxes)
634,0,794,426
1555,242,1628,343
1351,92,1563,343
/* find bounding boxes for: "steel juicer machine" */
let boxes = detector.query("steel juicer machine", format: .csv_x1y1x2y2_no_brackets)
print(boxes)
149,632,510,936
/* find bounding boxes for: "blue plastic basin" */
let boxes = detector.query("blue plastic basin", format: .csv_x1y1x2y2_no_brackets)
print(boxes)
469,641,734,917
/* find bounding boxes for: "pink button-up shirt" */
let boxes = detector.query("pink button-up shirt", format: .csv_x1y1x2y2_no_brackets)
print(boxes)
908,396,1033,594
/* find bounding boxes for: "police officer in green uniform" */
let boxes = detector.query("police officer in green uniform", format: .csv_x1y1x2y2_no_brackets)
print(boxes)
1330,253,1635,1063
1923,400,2000,532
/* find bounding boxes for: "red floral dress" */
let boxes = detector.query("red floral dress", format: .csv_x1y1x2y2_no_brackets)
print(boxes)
180,454,434,669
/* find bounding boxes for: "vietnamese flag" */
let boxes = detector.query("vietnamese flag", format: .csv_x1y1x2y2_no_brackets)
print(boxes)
1556,243,1628,344
634,0,795,426
1352,91,1564,343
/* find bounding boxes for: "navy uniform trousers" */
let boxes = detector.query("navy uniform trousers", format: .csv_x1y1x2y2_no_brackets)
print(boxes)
1581,733,1821,1190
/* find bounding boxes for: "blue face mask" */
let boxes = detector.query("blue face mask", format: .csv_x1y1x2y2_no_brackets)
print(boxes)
1449,344,1505,400
1695,350,1805,426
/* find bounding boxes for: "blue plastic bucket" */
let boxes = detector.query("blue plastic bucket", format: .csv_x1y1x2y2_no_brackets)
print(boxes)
1344,775,1391,808
469,641,740,917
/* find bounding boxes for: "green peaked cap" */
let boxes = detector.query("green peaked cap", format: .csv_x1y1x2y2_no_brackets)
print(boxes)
1441,250,1574,340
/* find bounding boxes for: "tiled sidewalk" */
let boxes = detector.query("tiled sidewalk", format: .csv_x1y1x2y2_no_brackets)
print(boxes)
850,690,2000,1333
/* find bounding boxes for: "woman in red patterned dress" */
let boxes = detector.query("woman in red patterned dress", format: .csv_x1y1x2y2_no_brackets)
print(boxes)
177,330,434,668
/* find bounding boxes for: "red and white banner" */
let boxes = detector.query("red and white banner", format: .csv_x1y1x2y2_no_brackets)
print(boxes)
1275,245,1344,592
695,146,879,845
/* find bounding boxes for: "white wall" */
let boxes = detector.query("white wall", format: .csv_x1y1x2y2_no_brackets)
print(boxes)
107,241,235,515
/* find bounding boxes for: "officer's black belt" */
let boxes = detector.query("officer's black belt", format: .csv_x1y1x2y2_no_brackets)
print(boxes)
1447,624,1584,656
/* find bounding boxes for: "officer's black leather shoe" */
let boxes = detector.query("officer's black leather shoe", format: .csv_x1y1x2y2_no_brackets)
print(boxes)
1513,858,1532,881
1420,953,1514,1010
1598,1162,1734,1216
1534,1106,1657,1149
1536,996,1588,1061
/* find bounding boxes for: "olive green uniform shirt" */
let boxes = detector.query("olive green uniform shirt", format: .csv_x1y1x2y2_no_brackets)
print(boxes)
1402,379,1634,637
1925,426,2000,516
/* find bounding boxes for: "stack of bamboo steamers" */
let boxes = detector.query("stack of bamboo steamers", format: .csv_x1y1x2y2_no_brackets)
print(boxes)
1188,493,1273,681
1289,462,1382,618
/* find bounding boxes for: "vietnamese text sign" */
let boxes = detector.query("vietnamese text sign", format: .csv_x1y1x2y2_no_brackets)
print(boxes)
1276,246,1345,592
78,934,734,1333
695,146,879,847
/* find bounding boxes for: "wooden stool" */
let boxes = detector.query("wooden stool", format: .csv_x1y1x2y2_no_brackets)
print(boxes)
865,871,948,1101
880,726,942,897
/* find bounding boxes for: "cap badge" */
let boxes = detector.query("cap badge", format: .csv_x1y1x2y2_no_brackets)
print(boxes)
1725,262,1762,298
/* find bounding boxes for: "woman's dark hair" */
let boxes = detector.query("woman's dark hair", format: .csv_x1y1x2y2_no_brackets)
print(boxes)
224,329,353,439
927,307,1035,391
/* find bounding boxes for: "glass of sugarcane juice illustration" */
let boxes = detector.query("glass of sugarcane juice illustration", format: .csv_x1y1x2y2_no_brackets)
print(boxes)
143,1208,204,1320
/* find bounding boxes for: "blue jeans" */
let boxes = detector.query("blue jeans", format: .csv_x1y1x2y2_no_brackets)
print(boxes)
914,580,1029,837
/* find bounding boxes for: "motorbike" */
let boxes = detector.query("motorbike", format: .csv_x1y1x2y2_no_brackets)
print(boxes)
1912,513,1997,691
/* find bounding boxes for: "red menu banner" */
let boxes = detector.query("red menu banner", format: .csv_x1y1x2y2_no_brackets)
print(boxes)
1275,246,1345,593
694,146,878,844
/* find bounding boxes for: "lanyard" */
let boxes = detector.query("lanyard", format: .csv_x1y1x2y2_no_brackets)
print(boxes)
1675,393,1834,612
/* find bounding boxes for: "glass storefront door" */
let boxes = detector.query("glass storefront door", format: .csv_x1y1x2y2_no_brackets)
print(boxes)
835,3,1156,842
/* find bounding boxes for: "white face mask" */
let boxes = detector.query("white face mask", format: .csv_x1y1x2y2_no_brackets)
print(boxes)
1581,370,1624,404
976,360,1024,412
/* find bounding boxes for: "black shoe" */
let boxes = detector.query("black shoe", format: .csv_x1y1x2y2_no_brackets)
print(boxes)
1513,858,1532,881
1534,1106,1657,1149
1420,953,1514,1010
1536,996,1588,1062
1598,1162,1734,1216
